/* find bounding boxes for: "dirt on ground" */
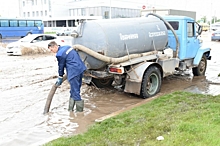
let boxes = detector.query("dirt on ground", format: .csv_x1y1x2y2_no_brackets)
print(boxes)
0,32,220,146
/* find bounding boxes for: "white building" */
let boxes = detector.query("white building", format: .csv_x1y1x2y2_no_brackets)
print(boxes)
20,0,73,18
0,0,20,17
19,0,141,27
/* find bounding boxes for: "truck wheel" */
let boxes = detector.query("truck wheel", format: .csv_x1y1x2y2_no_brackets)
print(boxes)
141,66,162,99
192,54,207,76
92,78,113,88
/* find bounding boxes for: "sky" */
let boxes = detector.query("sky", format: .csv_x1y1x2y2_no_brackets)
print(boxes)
102,0,220,20
125,0,220,20
0,0,219,20
0,0,20,17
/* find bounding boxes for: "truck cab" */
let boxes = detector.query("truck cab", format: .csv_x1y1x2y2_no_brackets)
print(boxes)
165,16,201,60
163,16,211,74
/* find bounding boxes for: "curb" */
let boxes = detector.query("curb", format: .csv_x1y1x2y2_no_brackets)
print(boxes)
95,94,161,123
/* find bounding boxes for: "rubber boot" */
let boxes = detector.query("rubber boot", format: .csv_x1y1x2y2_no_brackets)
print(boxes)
75,100,84,112
68,98,75,112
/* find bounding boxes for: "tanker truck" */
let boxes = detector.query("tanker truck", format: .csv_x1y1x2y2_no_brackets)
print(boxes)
71,13,211,98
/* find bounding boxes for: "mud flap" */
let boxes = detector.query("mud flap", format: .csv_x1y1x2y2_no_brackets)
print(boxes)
124,62,155,95
124,80,142,95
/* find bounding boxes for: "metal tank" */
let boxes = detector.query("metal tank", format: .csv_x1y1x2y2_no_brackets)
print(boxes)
73,17,168,70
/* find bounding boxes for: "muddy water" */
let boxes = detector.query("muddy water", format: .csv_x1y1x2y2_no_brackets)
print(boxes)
0,33,220,146
0,50,142,146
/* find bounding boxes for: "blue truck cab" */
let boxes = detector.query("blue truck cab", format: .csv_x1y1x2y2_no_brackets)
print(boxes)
163,16,211,75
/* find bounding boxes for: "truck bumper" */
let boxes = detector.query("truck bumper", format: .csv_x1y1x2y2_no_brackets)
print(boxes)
207,55,211,60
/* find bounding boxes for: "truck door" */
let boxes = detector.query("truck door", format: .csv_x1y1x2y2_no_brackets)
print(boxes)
185,21,200,58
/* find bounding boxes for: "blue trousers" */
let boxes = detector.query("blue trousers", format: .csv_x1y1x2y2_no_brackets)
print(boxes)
69,73,83,101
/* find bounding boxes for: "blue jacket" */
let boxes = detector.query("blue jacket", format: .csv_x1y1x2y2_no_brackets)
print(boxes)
56,45,86,80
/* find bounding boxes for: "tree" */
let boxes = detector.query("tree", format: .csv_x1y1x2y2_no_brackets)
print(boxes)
211,16,220,24
201,16,207,23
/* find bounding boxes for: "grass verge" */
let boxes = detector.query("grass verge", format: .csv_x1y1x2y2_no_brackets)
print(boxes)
45,91,220,146
44,32,56,34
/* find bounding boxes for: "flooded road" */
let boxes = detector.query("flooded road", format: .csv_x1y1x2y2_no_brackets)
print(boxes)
0,32,220,146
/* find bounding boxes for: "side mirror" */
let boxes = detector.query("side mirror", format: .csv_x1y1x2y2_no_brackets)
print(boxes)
197,23,202,35
198,26,202,35
195,22,202,38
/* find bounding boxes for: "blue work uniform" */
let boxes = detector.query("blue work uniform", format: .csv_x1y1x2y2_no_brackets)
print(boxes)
56,45,86,101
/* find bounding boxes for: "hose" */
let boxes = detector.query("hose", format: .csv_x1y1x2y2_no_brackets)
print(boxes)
44,44,157,114
145,13,179,58
73,44,158,64
43,75,67,114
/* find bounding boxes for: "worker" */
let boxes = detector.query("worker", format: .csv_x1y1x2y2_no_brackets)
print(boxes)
48,41,86,112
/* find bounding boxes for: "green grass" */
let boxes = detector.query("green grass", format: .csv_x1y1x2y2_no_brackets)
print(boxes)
44,32,56,34
45,91,220,146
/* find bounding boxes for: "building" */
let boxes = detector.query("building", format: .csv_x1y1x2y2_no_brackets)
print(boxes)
0,0,20,17
19,0,141,28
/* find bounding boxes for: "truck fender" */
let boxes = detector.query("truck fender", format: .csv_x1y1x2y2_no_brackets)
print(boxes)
124,62,162,95
193,47,211,66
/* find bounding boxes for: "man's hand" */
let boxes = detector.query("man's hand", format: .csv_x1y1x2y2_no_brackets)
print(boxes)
55,76,63,86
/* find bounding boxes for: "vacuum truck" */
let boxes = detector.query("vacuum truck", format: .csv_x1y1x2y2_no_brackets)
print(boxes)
71,13,211,98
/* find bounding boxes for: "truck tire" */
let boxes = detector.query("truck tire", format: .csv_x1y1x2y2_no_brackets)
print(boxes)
91,78,113,88
192,54,207,76
141,66,162,99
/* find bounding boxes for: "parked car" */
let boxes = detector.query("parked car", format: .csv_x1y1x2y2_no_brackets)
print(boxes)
211,30,220,41
6,34,64,56
56,28,73,36
210,22,220,31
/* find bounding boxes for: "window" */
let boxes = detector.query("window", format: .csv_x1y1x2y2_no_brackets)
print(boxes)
82,8,85,16
45,35,56,40
35,20,42,26
74,9,77,16
23,1,25,6
34,36,43,42
19,20,27,27
104,11,109,19
41,11,43,16
166,21,179,30
32,12,35,17
36,11,39,17
35,0,37,5
27,21,34,26
78,9,82,16
28,12,30,17
187,22,194,37
32,0,34,5
9,20,18,27
44,0,47,4
23,12,26,17
45,10,47,16
0,20,9,27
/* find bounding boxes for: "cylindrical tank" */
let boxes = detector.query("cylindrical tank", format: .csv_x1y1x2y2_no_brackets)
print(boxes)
74,17,168,70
